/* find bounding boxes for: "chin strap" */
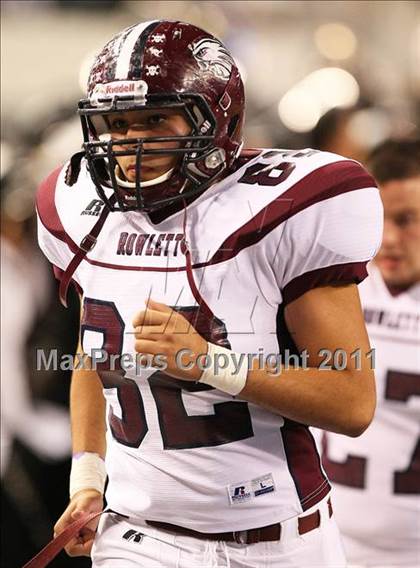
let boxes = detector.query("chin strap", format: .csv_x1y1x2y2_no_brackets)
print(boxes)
59,197,114,307
65,151,85,186
115,165,175,188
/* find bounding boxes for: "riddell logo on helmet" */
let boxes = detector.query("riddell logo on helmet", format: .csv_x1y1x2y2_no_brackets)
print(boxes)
105,83,135,94
90,80,148,106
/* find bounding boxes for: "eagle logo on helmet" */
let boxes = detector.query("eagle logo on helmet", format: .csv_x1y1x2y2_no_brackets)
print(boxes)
191,38,234,80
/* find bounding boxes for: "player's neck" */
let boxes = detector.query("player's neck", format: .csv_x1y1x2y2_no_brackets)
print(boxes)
382,279,418,297
147,192,201,225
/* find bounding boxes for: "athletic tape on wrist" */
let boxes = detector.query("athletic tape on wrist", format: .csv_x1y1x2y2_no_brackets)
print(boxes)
198,343,248,396
69,452,107,499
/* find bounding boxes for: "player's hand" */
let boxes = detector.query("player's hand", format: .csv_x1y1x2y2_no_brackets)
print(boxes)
53,489,104,557
133,299,208,381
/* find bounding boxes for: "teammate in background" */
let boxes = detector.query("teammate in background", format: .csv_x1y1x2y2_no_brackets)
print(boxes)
310,106,368,163
37,21,383,567
322,139,420,567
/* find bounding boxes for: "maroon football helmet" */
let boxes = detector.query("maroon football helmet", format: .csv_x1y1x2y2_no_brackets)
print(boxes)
78,20,245,212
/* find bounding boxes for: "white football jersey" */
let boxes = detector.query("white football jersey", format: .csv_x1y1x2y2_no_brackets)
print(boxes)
323,263,420,566
36,148,382,532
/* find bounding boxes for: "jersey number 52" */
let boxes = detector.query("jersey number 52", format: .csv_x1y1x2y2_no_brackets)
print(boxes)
81,299,254,450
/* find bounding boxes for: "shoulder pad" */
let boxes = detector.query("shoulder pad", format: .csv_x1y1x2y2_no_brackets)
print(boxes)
36,165,68,242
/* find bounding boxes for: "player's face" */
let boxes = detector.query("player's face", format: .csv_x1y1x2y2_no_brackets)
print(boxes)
108,109,191,183
375,175,420,289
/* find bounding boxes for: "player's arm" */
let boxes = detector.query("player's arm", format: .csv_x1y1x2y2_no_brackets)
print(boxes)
69,339,107,458
54,304,107,557
133,166,382,437
36,176,106,554
133,289,374,438
240,282,375,437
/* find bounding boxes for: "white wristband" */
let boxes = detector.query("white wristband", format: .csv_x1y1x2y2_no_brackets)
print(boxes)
198,343,248,396
69,452,107,499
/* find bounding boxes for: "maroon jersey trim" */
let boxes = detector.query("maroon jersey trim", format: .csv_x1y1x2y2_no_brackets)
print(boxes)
205,160,376,266
281,420,331,511
36,160,375,275
282,261,368,306
36,165,79,253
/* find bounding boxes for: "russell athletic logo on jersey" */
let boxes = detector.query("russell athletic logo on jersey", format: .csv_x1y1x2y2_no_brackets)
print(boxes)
117,232,185,257
81,199,105,216
230,484,252,504
228,474,276,505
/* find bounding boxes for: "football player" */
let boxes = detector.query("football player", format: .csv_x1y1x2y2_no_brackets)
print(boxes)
37,21,383,567
322,139,420,567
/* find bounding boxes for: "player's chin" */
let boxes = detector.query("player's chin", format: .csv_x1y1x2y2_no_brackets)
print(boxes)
382,269,412,289
376,258,402,279
126,167,168,183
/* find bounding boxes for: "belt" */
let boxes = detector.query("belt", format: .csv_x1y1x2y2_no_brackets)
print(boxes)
146,498,333,545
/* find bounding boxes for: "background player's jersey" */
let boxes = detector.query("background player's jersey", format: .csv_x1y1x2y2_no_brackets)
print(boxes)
323,263,420,566
36,148,382,532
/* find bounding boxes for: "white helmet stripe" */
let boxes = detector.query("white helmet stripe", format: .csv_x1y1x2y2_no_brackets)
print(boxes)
115,20,158,79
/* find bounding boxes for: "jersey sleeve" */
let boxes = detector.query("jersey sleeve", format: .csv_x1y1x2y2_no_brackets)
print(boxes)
36,166,82,293
273,160,383,305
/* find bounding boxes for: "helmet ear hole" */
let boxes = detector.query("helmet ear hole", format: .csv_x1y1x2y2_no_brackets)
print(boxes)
227,115,239,138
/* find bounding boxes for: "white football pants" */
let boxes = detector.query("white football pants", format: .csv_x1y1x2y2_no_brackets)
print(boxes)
343,533,420,568
92,496,347,567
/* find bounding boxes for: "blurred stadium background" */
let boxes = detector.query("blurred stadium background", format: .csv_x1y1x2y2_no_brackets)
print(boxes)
1,1,419,567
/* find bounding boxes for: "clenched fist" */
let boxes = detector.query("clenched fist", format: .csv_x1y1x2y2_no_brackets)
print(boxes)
133,299,208,381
